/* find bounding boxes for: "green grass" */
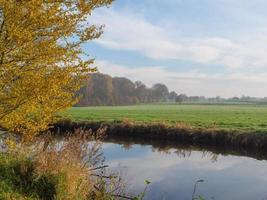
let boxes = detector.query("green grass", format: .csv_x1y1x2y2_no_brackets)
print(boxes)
62,104,267,132
0,153,56,200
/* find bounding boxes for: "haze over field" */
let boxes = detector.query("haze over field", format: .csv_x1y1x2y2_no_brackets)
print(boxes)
85,0,267,97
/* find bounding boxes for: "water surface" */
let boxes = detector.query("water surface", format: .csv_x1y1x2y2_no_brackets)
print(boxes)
101,142,267,200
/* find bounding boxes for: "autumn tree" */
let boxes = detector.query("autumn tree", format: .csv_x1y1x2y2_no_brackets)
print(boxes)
113,77,139,105
77,74,177,106
76,73,115,106
0,0,113,138
135,81,148,102
151,83,169,102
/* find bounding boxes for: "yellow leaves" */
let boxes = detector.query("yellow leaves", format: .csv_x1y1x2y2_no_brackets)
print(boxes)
6,138,16,151
0,0,114,140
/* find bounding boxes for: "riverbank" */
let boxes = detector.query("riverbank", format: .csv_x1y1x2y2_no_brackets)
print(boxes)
52,119,267,155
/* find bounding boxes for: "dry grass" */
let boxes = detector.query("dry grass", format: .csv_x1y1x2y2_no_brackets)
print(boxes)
174,122,193,130
34,133,94,199
1,128,131,200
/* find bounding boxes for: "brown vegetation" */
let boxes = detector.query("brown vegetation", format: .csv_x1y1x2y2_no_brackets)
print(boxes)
53,119,267,156
1,130,132,200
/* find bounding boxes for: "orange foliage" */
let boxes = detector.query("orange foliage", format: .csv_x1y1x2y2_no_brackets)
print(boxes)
0,0,113,139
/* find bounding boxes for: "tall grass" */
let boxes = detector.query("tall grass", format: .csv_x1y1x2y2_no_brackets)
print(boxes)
0,129,134,200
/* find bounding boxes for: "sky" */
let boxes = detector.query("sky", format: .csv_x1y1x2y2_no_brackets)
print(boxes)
84,0,267,97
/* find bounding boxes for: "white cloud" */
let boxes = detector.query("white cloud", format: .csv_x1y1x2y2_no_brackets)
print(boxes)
90,9,267,69
92,9,180,60
96,60,267,97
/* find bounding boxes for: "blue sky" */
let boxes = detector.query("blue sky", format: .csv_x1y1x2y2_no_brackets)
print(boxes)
84,0,267,97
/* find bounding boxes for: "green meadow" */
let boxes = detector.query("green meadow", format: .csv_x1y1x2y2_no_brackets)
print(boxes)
62,104,267,132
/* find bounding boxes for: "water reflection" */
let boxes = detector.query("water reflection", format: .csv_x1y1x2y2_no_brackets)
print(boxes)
101,139,267,200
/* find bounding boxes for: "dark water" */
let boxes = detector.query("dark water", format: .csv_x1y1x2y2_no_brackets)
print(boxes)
101,141,267,200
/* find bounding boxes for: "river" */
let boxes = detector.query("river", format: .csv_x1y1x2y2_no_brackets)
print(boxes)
100,141,267,200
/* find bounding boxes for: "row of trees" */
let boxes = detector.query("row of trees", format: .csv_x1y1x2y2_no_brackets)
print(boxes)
173,94,267,104
77,73,267,106
76,73,177,106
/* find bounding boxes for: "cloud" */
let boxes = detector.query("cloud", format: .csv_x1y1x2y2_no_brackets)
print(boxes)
90,9,267,69
103,143,267,199
91,9,179,60
87,2,267,97
96,60,267,97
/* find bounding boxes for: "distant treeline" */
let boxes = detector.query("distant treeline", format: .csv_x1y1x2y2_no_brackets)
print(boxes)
76,73,173,106
76,73,267,106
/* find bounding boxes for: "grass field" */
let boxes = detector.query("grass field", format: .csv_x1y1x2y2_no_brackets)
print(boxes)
62,104,267,132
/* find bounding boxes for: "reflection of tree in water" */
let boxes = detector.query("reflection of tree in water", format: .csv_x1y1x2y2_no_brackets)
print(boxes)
174,148,192,158
110,138,220,162
121,143,134,150
201,150,218,162
105,136,267,161
151,146,218,162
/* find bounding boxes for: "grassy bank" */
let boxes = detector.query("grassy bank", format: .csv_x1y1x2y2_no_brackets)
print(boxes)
53,120,267,155
62,104,267,132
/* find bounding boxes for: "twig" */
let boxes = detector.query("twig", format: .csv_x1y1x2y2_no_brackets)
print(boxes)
93,185,133,200
90,174,117,179
90,165,109,171
192,179,204,200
